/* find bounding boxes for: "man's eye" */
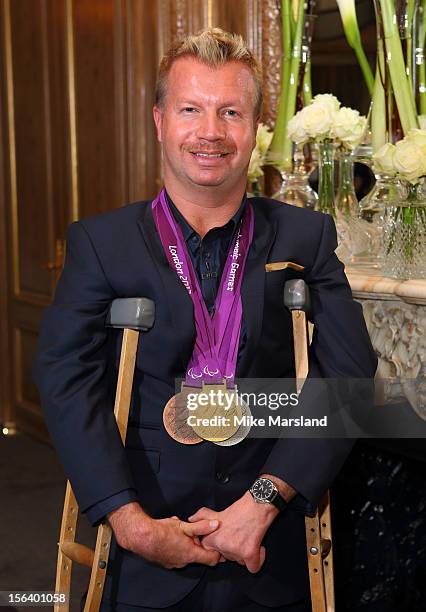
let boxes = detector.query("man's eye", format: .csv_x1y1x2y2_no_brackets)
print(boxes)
224,109,238,117
182,107,197,113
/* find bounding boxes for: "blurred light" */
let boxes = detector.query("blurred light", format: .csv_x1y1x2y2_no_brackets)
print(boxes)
2,427,9,435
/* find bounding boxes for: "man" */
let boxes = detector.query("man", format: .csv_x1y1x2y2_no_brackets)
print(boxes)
34,28,377,611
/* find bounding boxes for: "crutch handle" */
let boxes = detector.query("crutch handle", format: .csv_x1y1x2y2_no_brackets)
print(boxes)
283,279,310,314
106,297,155,331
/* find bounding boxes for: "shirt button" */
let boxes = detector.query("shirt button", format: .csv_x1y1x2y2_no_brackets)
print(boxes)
215,471,231,484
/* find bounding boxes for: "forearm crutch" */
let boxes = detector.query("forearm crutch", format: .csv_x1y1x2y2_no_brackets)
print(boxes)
54,297,155,612
284,280,334,612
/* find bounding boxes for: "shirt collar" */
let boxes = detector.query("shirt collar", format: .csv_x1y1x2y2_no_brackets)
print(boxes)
165,190,246,243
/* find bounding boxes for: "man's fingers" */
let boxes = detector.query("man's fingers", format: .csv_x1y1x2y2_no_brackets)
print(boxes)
191,544,221,566
188,507,217,522
180,519,219,538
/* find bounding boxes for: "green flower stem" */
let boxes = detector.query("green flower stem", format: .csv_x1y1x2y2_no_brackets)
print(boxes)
387,79,395,141
379,0,419,135
372,39,386,151
353,43,375,95
405,0,416,83
290,0,297,41
405,0,419,121
419,0,426,114
303,58,312,106
420,61,426,114
268,0,293,166
337,0,374,94
336,149,357,219
281,0,305,170
317,141,336,218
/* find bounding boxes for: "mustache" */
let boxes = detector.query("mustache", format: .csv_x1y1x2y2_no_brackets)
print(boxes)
183,144,234,154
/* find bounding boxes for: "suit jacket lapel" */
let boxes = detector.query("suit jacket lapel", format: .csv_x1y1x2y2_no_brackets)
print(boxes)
237,199,278,377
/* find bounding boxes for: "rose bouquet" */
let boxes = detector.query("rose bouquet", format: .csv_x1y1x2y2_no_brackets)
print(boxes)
373,130,426,183
287,94,367,215
287,94,367,148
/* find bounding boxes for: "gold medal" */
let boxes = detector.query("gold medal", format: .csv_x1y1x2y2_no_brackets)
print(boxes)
162,384,203,445
189,381,243,443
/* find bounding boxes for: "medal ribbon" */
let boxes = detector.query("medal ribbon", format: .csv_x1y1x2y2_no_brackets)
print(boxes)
152,188,254,386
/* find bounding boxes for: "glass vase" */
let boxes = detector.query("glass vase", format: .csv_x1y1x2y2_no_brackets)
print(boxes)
335,148,358,218
316,141,336,217
273,143,318,209
335,148,380,268
382,182,426,279
356,175,407,269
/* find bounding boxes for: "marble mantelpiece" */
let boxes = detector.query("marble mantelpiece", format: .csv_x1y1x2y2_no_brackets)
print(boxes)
346,268,426,306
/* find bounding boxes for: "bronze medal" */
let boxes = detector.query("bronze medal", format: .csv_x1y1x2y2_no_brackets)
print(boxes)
162,385,203,445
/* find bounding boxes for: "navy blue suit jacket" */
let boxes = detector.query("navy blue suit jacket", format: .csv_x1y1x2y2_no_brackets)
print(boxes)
33,197,377,607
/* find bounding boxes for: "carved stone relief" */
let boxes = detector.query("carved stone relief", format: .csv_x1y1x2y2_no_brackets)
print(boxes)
360,299,426,419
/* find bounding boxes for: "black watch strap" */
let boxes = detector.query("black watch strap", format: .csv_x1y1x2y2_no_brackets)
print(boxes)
271,491,288,512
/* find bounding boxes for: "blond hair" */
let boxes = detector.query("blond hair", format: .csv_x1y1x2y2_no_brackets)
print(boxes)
155,28,263,117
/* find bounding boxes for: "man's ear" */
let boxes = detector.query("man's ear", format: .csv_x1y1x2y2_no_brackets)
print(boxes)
153,106,163,143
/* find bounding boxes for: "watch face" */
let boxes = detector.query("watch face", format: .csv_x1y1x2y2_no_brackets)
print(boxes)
252,478,275,502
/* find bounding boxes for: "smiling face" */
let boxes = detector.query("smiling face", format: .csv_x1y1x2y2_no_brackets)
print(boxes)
153,57,258,199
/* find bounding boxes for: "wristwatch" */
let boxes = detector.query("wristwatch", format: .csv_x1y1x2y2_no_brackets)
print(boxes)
249,477,287,512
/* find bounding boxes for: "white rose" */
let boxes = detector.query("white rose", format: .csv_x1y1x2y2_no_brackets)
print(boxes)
312,93,341,114
331,107,367,150
298,103,335,141
372,143,396,176
287,111,308,143
255,123,273,155
393,140,426,183
248,148,264,182
405,128,426,149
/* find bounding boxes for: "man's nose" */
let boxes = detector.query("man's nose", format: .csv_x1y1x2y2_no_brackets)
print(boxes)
196,113,226,141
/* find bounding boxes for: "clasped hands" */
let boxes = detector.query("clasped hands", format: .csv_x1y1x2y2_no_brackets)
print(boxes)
187,490,279,573
108,491,278,573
